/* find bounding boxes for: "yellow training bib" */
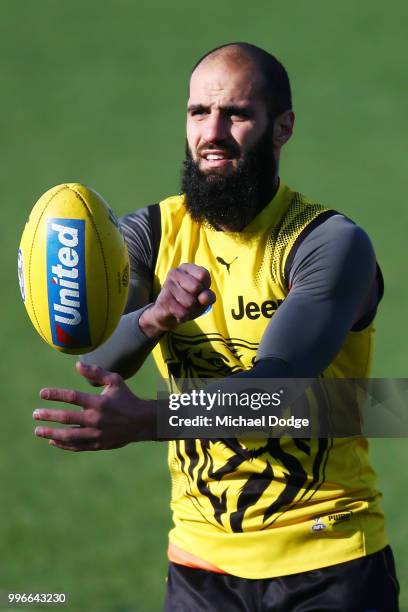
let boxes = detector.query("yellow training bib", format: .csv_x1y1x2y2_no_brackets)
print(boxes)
152,183,386,578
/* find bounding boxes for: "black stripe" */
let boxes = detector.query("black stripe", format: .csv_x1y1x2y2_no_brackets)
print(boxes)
262,438,308,524
147,203,161,272
352,263,384,331
192,440,228,526
377,263,385,302
284,209,338,288
230,463,274,532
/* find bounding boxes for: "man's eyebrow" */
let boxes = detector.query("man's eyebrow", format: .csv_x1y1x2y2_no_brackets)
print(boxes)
222,104,254,115
187,103,208,113
187,103,254,114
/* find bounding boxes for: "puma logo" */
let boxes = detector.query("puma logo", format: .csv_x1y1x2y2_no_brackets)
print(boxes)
216,256,237,274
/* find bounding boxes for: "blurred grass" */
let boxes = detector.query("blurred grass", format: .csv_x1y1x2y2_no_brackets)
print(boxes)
0,1,407,610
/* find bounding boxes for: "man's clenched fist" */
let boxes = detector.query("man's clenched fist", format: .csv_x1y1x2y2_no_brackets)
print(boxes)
139,264,216,338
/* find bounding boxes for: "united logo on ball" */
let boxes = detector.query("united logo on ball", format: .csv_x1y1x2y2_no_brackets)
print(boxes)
18,183,129,354
46,218,90,348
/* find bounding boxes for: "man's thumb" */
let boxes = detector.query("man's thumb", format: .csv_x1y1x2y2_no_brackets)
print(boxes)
76,362,123,387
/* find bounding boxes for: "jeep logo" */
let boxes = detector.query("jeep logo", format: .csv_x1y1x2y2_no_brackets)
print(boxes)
231,295,283,320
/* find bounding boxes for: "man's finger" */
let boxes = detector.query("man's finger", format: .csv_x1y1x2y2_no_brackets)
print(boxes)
35,425,100,443
76,362,123,386
167,280,197,309
48,440,100,452
33,408,91,426
179,264,211,288
197,289,216,307
39,386,98,409
174,269,205,295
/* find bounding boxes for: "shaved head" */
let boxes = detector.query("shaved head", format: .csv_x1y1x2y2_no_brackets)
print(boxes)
190,42,292,119
196,44,257,71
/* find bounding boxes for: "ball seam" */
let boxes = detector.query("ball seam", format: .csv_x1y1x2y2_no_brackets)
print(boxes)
29,184,68,343
67,185,110,347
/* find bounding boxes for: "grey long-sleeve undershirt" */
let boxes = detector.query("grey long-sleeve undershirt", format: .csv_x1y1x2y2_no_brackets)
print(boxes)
81,208,381,380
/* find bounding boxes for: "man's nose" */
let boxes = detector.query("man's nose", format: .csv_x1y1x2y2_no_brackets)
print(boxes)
203,111,230,143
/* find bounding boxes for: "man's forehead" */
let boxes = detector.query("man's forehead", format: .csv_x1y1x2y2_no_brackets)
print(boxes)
188,58,264,103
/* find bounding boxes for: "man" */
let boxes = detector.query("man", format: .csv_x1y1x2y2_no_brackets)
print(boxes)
33,43,399,610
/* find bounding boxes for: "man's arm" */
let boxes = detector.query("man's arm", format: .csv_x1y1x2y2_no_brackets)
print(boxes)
81,206,216,379
80,207,159,379
80,296,157,380
33,215,380,449
33,260,216,450
235,214,380,379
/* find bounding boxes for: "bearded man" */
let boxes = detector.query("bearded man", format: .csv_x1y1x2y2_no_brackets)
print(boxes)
33,43,399,611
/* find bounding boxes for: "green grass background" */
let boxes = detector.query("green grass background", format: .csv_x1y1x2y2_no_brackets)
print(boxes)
0,1,407,610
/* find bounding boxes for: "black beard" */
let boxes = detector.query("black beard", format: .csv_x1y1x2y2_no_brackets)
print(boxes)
181,131,278,231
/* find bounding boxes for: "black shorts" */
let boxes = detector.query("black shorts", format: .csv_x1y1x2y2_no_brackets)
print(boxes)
164,546,399,612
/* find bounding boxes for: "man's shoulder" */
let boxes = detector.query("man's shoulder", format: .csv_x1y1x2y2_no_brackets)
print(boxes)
124,195,188,226
119,194,184,224
284,187,331,218
159,194,186,208
284,187,369,238
118,195,188,264
281,187,377,287
157,194,188,223
119,203,162,270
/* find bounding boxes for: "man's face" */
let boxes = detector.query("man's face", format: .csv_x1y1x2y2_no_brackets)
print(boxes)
182,58,279,230
186,59,269,175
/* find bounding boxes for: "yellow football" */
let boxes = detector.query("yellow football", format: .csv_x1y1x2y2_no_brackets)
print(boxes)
18,183,129,354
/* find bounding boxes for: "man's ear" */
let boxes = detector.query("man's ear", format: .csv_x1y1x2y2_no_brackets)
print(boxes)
273,111,295,148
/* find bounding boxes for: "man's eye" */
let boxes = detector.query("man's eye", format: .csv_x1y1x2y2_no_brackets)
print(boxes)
231,112,250,120
190,109,207,116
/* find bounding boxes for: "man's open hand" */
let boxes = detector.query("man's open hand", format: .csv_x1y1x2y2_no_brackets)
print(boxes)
33,362,156,451
139,263,216,338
